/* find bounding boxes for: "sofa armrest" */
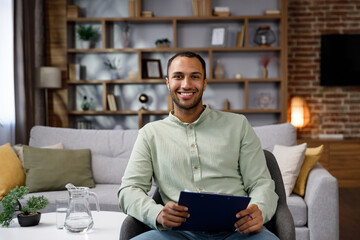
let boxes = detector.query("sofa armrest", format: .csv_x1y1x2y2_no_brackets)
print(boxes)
304,163,339,240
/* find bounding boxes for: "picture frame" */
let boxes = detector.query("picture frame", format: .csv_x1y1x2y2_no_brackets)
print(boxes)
142,59,163,79
211,26,227,47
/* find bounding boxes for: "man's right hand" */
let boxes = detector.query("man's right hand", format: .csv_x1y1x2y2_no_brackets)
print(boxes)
156,201,190,229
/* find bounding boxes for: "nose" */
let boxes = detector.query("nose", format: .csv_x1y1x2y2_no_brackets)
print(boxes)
181,75,191,89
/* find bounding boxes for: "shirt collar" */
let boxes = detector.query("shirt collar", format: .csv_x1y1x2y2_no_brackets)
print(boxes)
168,105,211,126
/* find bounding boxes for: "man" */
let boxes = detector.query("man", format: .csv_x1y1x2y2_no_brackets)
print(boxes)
118,52,279,240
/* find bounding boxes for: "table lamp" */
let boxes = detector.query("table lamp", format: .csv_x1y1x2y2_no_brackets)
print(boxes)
289,96,310,129
37,66,62,125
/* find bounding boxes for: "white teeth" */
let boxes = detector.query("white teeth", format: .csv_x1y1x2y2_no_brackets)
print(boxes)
181,93,193,96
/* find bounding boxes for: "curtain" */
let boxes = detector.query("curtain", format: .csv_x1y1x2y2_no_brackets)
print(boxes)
14,0,45,144
0,0,15,145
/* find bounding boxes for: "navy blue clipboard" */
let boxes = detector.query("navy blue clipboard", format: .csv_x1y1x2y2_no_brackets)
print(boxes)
172,191,251,232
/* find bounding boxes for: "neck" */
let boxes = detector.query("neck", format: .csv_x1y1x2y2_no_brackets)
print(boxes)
173,103,205,123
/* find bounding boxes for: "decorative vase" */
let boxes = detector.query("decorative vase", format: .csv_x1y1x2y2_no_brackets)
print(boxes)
214,60,225,79
110,69,119,80
122,31,130,48
81,40,91,49
262,67,268,79
17,213,41,227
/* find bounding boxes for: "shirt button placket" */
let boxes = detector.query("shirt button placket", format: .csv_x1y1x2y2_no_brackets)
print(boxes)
188,125,201,189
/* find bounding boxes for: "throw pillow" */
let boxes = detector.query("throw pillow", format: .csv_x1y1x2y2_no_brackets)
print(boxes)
23,146,95,193
293,145,324,196
0,143,26,200
13,142,64,171
272,143,307,197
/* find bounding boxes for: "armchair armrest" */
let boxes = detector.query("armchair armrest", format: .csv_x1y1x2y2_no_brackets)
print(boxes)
304,163,339,240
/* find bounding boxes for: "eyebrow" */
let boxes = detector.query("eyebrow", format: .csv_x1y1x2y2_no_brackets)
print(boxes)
171,71,202,75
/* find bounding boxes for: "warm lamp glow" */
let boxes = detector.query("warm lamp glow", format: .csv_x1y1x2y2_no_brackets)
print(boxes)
289,96,310,128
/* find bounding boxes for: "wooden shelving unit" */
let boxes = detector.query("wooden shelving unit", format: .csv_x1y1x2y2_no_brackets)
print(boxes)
66,0,288,129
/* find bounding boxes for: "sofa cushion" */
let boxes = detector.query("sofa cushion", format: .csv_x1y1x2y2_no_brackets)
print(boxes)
23,146,95,192
13,142,64,169
287,194,307,227
253,123,297,152
0,143,25,200
29,126,139,184
273,143,307,196
293,145,324,196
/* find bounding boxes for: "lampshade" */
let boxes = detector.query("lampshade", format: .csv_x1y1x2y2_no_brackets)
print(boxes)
289,96,310,128
37,67,61,89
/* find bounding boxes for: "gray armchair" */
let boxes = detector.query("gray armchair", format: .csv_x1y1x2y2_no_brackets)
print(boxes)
120,150,295,240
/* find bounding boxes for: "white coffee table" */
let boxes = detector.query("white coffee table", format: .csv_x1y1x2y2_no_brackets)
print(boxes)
0,211,127,240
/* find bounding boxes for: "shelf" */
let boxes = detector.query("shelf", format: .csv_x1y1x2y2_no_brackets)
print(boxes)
66,15,281,22
65,0,287,129
68,78,281,85
67,79,166,84
67,46,282,53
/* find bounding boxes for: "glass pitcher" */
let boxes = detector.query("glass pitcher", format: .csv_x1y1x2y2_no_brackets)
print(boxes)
64,183,100,233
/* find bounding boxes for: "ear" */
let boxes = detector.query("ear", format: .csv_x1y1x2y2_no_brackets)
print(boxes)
165,77,170,91
203,77,208,91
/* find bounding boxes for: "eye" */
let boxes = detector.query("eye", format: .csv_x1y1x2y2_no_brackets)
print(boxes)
191,74,201,79
172,74,183,79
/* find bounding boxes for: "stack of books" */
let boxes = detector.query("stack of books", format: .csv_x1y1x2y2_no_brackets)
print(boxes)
107,94,117,111
67,5,80,18
128,0,141,17
213,6,230,16
191,0,212,16
142,11,153,17
265,8,280,15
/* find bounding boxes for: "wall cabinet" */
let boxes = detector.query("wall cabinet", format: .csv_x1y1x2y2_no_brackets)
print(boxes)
66,0,288,129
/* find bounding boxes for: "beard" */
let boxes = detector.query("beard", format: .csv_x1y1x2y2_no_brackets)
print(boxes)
169,88,204,110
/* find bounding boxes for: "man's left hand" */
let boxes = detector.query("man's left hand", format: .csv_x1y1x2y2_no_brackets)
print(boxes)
234,204,263,234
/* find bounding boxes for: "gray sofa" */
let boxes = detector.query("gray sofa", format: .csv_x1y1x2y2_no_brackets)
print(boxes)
25,123,338,240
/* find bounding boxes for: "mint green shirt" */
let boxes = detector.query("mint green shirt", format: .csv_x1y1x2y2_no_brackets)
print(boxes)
118,106,278,230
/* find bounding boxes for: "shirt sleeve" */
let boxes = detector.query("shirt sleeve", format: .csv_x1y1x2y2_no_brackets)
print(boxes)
118,129,164,229
238,117,278,223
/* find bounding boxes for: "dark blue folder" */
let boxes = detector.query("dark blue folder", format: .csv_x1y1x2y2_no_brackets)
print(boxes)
173,191,251,232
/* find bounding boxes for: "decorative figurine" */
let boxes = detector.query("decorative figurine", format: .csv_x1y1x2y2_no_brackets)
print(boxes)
81,96,91,111
138,93,149,110
254,25,276,47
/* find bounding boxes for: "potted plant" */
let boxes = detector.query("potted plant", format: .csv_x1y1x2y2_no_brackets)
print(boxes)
104,57,121,79
76,25,98,49
0,186,49,227
155,38,171,48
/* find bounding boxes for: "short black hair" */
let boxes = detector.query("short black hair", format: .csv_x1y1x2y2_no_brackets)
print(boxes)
166,51,206,80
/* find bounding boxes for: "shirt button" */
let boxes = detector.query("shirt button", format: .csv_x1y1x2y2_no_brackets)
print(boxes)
194,166,198,170
191,144,195,148
189,126,193,130
199,188,203,191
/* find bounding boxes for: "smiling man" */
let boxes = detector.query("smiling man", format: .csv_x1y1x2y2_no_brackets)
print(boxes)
118,52,279,240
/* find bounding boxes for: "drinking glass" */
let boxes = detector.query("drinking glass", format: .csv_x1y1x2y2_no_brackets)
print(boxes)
56,198,68,229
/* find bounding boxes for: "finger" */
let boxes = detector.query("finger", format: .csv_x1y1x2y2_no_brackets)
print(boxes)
165,207,190,218
170,203,189,212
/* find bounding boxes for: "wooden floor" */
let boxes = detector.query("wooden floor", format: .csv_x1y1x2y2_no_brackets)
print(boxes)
339,187,360,240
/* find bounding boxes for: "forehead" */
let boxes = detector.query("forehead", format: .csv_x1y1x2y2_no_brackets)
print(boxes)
168,56,203,74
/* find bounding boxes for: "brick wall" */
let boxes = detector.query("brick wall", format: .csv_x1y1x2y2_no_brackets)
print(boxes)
288,0,360,139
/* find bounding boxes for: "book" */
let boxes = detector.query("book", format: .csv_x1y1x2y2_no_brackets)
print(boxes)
236,26,245,47
173,191,251,231
191,0,198,16
265,8,280,15
107,94,117,111
68,64,80,81
128,1,135,17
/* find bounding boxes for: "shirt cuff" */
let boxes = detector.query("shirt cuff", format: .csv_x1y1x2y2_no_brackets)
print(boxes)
148,204,165,230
